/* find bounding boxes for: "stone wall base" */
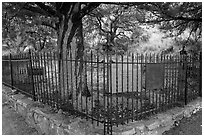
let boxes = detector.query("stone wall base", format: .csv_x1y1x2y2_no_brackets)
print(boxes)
2,85,202,135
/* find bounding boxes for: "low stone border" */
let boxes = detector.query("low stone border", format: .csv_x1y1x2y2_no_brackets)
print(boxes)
112,98,202,135
2,85,202,135
2,85,103,135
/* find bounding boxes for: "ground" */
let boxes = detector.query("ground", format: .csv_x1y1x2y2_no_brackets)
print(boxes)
2,94,39,135
163,109,202,135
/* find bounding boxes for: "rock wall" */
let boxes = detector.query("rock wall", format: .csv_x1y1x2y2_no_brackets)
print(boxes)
2,85,202,135
112,98,202,135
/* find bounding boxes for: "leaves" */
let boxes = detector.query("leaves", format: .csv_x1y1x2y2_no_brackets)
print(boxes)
137,2,202,39
84,4,149,55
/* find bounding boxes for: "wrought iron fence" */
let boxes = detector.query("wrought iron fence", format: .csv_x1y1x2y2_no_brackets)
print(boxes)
2,51,202,134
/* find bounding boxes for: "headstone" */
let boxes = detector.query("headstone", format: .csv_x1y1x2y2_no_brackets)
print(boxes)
146,63,164,90
109,62,142,93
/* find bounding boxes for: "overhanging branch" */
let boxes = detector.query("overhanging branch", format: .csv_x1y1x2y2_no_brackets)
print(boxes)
35,2,61,17
41,21,57,30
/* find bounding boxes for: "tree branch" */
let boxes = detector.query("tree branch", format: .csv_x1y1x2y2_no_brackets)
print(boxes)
140,18,172,24
96,17,109,33
35,2,61,17
23,5,52,17
173,16,202,22
76,3,100,21
41,21,57,30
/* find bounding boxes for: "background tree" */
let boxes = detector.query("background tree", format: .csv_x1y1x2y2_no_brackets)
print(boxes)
3,2,101,108
2,3,57,52
84,4,150,55
136,2,202,42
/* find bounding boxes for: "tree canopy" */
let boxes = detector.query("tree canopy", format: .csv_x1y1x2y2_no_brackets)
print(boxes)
136,2,202,40
83,4,150,55
2,2,202,54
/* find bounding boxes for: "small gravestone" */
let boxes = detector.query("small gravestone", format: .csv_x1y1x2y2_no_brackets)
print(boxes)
146,63,164,90
109,61,142,93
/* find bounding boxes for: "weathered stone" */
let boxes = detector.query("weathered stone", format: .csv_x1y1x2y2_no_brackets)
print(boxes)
62,128,70,135
145,130,158,135
17,98,33,108
61,118,71,128
160,114,173,127
188,97,202,106
135,123,146,132
184,105,195,113
165,107,181,115
33,113,45,127
29,102,45,110
134,127,142,135
57,126,65,135
33,112,39,123
49,122,57,135
121,128,135,135
183,109,192,117
58,109,63,114
26,111,36,127
66,120,89,135
145,119,161,131
17,104,27,117
12,94,25,101
173,111,184,121
2,86,13,94
11,89,18,93
50,114,66,126
192,107,201,114
38,117,51,134
8,97,15,107
33,107,54,119
157,114,172,121
12,101,18,111
153,125,172,135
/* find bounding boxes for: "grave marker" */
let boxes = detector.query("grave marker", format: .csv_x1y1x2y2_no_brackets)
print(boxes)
146,63,164,90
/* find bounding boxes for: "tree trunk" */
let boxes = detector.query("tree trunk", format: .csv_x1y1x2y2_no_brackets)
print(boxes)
55,3,86,111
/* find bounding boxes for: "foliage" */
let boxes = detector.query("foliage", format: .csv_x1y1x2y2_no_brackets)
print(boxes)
83,4,150,55
2,3,57,52
173,38,202,55
136,2,202,40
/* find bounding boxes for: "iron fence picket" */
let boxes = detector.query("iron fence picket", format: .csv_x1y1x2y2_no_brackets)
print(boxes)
131,53,134,122
199,52,202,97
29,50,36,100
9,53,14,88
136,53,139,119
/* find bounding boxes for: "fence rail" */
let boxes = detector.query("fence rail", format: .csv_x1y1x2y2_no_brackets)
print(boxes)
2,51,202,134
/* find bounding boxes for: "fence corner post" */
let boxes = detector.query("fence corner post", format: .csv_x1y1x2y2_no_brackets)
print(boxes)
199,52,202,97
28,50,36,101
184,54,188,105
9,52,14,89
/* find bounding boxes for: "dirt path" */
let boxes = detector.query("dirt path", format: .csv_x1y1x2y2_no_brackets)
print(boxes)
2,94,39,135
163,109,202,135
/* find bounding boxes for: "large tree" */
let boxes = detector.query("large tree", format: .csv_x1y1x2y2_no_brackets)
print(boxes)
3,2,101,108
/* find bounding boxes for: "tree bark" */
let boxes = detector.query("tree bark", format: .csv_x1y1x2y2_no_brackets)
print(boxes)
55,3,86,110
